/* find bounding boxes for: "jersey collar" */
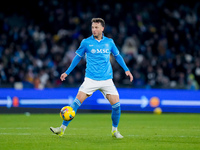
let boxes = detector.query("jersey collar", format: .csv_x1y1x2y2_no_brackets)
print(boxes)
91,33,105,42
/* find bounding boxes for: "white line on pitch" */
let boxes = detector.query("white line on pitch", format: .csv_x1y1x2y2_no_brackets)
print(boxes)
0,133,31,135
0,127,31,130
126,134,200,138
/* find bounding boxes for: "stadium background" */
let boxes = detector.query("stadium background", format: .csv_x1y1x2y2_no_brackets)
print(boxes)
0,0,200,113
1,2,200,149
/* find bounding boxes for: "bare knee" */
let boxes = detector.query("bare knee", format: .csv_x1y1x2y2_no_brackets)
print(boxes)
76,91,89,103
106,94,119,105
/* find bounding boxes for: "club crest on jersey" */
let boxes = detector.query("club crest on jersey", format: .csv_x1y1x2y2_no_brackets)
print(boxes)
91,49,96,54
91,49,109,54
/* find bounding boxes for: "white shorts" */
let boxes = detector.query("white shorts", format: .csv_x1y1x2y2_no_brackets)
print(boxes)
79,77,119,98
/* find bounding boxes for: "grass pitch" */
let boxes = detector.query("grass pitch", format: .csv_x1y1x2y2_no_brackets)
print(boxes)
0,113,200,150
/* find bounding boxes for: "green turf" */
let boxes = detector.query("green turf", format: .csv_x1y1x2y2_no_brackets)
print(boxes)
0,113,200,150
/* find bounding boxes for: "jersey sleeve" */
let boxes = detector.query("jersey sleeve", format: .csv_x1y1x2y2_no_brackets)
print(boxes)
114,54,130,72
75,39,86,57
111,39,129,72
65,55,82,75
110,39,120,56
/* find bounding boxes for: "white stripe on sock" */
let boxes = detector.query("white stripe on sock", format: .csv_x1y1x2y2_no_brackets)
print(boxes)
74,98,81,106
112,102,120,108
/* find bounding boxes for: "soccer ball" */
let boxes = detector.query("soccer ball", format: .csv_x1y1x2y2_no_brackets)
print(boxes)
153,107,162,115
60,106,75,121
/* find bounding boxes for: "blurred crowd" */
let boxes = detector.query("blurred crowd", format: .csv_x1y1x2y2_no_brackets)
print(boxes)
0,0,200,90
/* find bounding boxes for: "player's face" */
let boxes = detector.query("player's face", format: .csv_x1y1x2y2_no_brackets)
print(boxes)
91,22,104,39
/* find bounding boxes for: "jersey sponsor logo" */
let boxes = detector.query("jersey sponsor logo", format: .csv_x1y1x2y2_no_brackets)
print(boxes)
91,49,109,54
97,49,109,53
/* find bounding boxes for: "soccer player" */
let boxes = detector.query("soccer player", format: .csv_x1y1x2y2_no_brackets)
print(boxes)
50,18,133,138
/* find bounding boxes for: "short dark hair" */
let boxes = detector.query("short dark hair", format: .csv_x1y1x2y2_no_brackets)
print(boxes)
91,18,105,27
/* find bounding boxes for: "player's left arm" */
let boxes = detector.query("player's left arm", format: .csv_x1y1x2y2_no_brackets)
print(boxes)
111,39,133,82
114,54,133,82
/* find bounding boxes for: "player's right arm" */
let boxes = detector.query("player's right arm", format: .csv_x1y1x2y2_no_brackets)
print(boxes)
60,55,82,81
60,39,86,81
60,72,68,81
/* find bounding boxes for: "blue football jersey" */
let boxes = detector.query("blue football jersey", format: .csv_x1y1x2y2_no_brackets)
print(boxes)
75,35,120,80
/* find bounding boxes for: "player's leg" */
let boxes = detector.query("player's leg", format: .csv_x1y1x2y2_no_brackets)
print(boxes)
106,94,123,138
61,91,88,128
100,79,123,138
50,77,96,137
50,91,88,136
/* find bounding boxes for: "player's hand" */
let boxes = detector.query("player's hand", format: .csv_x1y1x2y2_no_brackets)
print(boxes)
60,73,68,81
125,71,133,82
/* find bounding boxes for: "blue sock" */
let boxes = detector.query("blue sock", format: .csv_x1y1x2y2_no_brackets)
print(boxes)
62,98,81,126
111,102,121,127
